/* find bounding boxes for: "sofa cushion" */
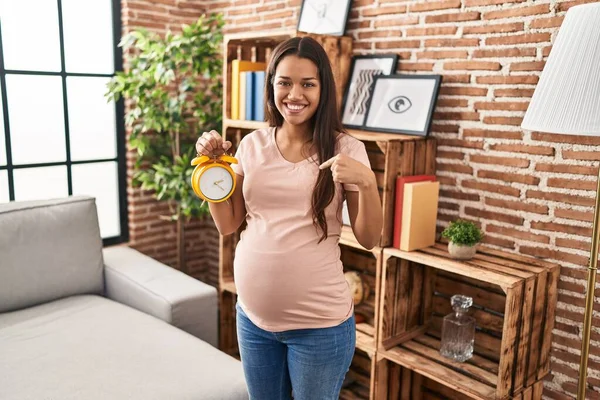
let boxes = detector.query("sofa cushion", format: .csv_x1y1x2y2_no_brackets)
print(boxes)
0,196,104,313
0,295,248,400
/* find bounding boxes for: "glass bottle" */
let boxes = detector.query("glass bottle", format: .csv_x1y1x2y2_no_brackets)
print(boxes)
440,294,476,362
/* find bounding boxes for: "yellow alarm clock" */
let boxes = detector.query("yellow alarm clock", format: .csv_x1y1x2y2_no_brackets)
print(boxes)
190,154,238,203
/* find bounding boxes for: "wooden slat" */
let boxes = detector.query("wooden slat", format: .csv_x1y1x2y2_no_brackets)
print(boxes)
433,274,506,314
497,283,524,399
384,247,522,290
538,264,560,379
356,329,376,355
381,346,496,400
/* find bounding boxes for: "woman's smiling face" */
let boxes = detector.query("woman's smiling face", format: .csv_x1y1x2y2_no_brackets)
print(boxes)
273,55,321,127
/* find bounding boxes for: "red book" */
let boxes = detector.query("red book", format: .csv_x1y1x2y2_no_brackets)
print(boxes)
392,174,436,249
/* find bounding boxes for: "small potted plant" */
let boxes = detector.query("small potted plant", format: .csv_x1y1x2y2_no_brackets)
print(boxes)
441,220,483,260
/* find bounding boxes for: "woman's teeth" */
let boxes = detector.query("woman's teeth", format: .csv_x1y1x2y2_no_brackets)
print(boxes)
286,104,306,111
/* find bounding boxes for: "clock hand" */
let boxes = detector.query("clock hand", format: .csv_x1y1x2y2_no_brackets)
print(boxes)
213,182,225,191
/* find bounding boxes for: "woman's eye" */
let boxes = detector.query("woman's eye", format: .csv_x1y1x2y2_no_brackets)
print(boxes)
388,96,412,113
278,81,290,86
303,83,315,88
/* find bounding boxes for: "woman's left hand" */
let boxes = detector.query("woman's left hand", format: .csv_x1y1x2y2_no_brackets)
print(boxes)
319,154,376,190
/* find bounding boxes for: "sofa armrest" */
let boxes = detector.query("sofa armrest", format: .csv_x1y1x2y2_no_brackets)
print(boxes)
102,246,217,347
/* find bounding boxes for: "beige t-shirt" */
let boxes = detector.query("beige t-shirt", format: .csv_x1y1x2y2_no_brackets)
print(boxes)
231,127,371,332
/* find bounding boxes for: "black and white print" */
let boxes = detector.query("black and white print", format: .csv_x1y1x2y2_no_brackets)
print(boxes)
297,0,352,36
341,55,398,129
364,75,442,137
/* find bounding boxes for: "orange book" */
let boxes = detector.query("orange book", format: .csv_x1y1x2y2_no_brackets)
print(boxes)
399,181,440,252
392,175,436,249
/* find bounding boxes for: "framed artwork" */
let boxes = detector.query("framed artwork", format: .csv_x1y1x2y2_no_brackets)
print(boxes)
297,0,353,36
364,74,442,137
341,55,399,129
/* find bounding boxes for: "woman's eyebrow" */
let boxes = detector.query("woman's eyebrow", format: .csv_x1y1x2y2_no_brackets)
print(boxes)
277,75,318,81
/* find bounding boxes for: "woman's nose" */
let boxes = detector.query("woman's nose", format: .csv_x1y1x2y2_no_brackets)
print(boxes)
288,84,303,99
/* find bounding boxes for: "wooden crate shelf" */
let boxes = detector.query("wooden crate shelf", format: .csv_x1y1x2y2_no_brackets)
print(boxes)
341,348,376,400
372,355,545,400
377,244,559,399
340,226,383,355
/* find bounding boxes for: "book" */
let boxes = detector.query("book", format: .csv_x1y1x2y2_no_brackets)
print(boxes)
392,174,436,249
253,71,265,121
399,180,440,252
245,72,255,121
239,71,247,121
230,60,266,119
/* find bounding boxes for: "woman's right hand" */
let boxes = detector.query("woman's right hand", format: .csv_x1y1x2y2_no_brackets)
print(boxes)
196,130,232,157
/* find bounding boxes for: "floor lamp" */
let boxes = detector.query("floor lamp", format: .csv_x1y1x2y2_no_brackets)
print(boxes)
521,3,600,399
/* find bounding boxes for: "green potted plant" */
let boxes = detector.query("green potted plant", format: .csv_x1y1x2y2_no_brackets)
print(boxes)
105,14,224,273
441,220,483,260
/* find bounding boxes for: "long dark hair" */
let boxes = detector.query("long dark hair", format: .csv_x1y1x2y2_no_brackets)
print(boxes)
265,36,344,243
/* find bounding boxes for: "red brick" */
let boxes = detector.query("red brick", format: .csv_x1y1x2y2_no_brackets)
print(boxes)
410,0,462,12
473,47,537,58
483,4,550,20
481,235,515,249
463,129,522,140
435,111,480,121
398,62,435,71
406,26,458,36
425,11,480,23
530,16,565,29
474,101,529,111
463,22,524,34
431,124,460,133
437,176,457,186
362,5,407,16
494,88,535,98
358,30,403,39
510,61,546,71
374,39,421,49
438,138,485,149
486,33,551,46
436,162,473,175
462,180,521,197
556,237,591,251
557,0,600,12
532,132,600,145
487,224,550,243
436,98,469,107
439,86,487,96
563,150,600,161
478,170,540,185
476,75,539,85
467,206,526,225
440,189,480,202
445,61,501,71
442,74,471,83
491,143,554,156
374,16,419,28
531,221,592,237
470,154,529,168
556,208,593,223
465,0,526,5
520,245,588,266
425,38,480,47
527,189,595,207
535,163,596,176
437,150,465,160
348,20,372,30
484,116,524,126
548,177,596,191
418,50,469,59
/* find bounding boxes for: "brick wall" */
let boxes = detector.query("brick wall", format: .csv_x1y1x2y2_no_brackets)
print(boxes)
120,0,220,286
122,0,600,398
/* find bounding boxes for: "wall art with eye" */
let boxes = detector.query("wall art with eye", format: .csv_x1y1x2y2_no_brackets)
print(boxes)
364,75,442,137
297,0,353,36
341,55,399,129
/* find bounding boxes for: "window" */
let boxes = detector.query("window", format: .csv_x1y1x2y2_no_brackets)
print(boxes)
0,0,127,245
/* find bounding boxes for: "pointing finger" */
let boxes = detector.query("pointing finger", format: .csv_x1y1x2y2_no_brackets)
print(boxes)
319,155,338,170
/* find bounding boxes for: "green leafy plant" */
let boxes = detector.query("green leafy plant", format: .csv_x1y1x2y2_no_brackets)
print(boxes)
441,220,483,247
105,14,224,272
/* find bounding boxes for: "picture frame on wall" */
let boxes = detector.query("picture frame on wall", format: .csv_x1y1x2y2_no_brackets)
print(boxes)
297,0,353,36
363,74,442,137
341,54,399,129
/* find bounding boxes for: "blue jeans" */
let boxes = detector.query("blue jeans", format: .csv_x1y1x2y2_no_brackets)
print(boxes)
236,303,355,400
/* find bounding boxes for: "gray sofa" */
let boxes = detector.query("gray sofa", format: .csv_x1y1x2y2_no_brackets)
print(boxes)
0,196,248,400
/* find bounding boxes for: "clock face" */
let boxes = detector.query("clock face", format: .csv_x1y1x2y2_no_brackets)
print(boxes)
199,165,234,201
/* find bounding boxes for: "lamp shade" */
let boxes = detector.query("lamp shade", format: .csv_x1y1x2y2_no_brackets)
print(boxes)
521,3,600,136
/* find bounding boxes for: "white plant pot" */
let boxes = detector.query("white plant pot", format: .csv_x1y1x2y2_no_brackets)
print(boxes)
448,242,478,260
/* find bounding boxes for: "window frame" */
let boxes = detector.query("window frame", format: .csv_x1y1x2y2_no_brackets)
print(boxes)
0,0,128,246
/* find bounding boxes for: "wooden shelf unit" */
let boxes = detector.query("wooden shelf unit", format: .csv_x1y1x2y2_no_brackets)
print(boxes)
372,355,545,400
375,244,559,400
